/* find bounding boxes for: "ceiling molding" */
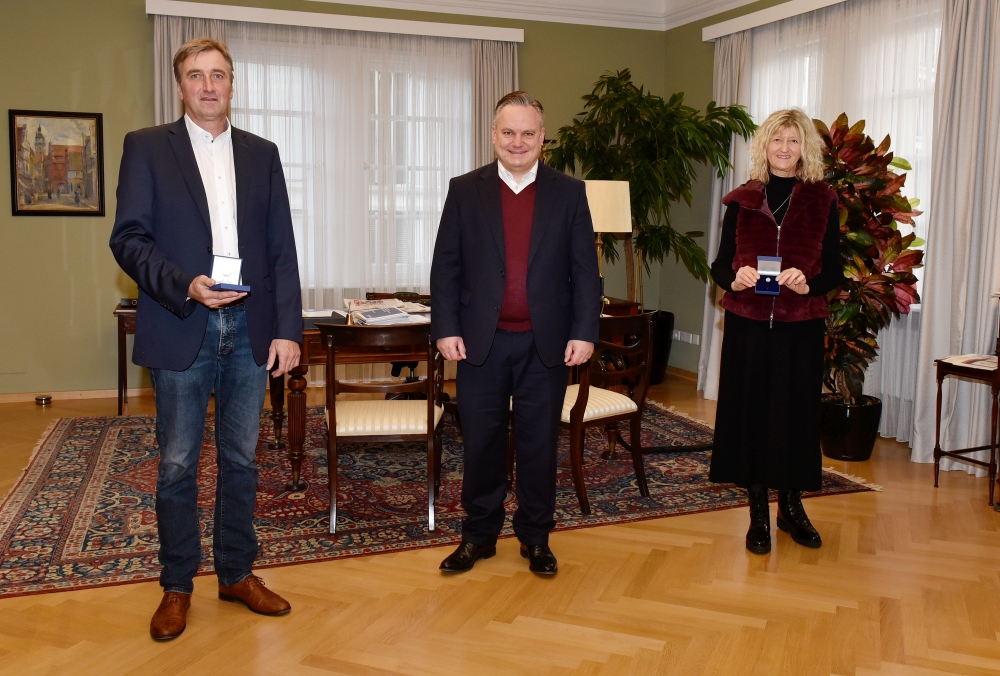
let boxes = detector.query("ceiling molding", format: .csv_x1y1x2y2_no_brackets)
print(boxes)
146,0,524,41
306,0,761,32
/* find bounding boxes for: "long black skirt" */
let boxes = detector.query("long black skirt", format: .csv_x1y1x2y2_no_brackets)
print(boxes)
710,311,825,492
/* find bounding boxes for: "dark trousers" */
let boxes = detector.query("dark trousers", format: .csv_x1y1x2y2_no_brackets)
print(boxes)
149,306,267,593
456,329,568,546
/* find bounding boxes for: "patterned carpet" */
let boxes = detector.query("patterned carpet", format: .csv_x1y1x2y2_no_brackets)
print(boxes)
0,403,875,598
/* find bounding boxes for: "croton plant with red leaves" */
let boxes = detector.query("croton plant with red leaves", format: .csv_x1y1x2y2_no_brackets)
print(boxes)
816,113,924,404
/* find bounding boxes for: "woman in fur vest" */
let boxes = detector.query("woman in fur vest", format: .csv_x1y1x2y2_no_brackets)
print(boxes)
710,108,844,555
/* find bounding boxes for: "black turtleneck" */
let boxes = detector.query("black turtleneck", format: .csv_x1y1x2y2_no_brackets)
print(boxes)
710,174,842,298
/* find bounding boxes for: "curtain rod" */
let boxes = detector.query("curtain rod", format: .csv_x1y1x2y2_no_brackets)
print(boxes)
702,0,847,41
146,0,525,42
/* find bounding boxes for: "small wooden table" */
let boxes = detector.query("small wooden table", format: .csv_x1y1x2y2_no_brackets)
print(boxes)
933,355,1000,504
113,304,137,416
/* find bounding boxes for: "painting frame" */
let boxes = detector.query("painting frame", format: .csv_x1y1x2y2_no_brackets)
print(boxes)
8,110,105,217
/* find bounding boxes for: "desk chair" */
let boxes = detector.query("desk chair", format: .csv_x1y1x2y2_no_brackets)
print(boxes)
507,314,654,515
318,323,445,534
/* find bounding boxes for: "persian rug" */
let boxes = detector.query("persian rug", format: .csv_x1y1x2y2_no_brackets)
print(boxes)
0,402,877,598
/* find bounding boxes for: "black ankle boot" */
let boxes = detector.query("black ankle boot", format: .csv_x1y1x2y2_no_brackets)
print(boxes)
777,489,822,548
746,487,771,554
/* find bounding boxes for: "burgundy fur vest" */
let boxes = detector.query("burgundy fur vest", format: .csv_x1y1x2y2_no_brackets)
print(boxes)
719,179,836,323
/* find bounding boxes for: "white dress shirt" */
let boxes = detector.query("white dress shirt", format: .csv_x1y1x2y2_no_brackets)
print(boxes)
498,159,538,194
185,114,239,259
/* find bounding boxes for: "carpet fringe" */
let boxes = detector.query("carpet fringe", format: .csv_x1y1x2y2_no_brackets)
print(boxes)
0,418,61,507
821,466,884,491
646,400,715,430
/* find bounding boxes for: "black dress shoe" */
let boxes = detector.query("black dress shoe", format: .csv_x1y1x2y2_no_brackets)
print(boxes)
777,489,822,548
439,541,496,572
519,543,558,575
746,487,771,555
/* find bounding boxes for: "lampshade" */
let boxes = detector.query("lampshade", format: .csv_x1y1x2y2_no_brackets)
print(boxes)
584,180,632,234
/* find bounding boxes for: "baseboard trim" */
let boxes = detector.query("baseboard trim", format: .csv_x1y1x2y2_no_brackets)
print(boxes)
666,366,697,382
0,388,153,404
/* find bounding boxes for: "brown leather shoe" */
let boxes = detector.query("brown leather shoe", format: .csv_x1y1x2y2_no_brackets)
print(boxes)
218,574,291,616
150,592,191,641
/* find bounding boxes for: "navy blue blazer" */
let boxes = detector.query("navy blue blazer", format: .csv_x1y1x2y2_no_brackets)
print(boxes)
109,118,302,371
430,161,601,367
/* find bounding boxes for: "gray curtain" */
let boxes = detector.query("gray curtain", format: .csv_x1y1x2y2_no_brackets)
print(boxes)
154,15,226,125
471,39,518,168
697,30,752,399
910,0,1000,473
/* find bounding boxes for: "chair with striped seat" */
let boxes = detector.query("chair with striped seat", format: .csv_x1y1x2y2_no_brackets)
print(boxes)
317,323,445,534
507,313,654,514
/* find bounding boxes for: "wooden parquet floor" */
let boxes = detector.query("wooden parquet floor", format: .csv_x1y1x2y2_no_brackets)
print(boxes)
1,377,999,675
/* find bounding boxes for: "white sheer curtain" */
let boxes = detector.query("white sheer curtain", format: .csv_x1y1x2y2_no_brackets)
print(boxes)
700,0,943,436
225,23,474,311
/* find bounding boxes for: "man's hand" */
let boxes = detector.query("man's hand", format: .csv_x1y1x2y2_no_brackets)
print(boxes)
564,340,594,367
731,265,760,292
187,275,246,309
267,339,301,377
777,267,809,295
436,336,467,361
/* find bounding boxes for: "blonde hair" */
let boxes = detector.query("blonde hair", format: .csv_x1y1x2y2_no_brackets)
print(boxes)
173,38,234,83
748,109,825,183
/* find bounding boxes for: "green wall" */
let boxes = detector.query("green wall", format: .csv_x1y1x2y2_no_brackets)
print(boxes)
0,0,786,394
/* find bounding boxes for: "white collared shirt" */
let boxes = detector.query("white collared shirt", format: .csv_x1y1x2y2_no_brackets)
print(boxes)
184,114,239,258
498,160,539,194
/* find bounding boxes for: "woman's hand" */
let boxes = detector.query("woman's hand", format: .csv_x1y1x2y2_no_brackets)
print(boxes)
778,267,809,295
731,266,760,292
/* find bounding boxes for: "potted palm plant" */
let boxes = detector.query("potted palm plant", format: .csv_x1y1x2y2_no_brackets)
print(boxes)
545,69,756,297
817,113,924,461
545,70,755,383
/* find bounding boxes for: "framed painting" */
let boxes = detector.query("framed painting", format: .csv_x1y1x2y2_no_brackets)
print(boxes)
8,110,105,217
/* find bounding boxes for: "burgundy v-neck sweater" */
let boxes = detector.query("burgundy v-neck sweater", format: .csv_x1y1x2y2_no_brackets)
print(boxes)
497,179,537,332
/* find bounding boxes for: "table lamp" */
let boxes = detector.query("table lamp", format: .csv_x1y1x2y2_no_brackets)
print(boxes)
584,180,633,307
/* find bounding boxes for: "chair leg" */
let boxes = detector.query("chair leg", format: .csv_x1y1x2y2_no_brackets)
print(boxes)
434,430,443,494
328,439,338,535
570,424,591,515
601,423,618,460
629,415,649,498
506,413,516,495
427,439,436,531
990,391,999,507
934,372,943,489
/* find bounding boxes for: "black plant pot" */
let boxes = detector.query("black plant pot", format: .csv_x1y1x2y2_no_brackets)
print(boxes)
820,394,882,461
648,310,674,386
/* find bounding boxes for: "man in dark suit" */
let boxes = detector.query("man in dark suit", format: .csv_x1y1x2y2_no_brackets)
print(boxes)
431,92,601,575
109,39,302,640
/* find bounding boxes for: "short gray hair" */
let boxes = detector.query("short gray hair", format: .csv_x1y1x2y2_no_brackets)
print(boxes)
493,91,544,127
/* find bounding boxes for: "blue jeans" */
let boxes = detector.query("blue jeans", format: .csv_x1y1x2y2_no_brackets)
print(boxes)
149,305,267,594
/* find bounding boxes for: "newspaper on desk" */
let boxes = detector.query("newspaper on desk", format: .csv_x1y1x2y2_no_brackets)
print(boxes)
343,298,430,325
940,354,998,371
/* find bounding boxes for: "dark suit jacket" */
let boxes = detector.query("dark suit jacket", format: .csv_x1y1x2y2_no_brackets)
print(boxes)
109,118,302,371
430,161,601,367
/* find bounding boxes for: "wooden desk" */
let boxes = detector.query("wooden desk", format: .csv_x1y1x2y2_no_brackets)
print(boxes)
113,305,137,416
269,320,427,491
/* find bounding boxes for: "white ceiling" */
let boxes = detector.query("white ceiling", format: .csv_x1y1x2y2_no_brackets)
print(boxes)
305,0,762,32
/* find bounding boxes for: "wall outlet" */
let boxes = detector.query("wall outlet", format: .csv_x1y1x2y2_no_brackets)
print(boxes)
671,329,700,346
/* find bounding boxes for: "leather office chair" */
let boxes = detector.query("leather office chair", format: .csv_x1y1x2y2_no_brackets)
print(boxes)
507,313,654,515
318,323,445,534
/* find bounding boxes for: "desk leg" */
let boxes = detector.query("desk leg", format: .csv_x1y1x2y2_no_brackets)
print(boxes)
990,387,999,506
268,371,287,450
934,368,943,488
286,365,308,491
117,317,127,416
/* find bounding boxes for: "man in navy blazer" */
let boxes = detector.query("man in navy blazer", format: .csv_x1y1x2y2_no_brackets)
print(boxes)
431,92,601,575
109,39,301,640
